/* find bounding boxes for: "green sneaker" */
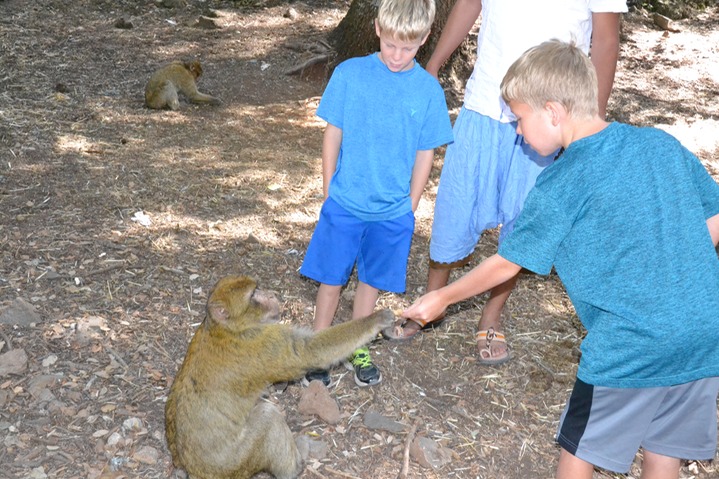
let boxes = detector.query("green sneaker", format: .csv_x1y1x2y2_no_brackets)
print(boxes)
344,347,381,387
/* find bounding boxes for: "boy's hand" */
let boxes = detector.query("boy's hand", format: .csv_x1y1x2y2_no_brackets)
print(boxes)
402,291,447,324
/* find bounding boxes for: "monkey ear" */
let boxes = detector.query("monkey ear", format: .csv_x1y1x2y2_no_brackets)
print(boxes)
208,302,229,323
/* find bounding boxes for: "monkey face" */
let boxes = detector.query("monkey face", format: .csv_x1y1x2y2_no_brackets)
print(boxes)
185,60,203,79
206,276,280,330
250,288,280,323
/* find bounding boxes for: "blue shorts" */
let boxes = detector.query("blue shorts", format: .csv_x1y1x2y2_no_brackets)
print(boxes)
430,108,556,264
299,197,415,293
556,376,719,473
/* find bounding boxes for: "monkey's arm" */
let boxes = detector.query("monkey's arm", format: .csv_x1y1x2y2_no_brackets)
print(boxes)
299,310,393,367
260,310,394,382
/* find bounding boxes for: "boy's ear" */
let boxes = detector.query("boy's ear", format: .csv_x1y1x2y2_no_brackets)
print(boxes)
375,19,381,38
420,31,430,46
545,101,563,126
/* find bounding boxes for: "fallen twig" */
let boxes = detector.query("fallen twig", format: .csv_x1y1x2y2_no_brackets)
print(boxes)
324,466,362,479
398,421,419,479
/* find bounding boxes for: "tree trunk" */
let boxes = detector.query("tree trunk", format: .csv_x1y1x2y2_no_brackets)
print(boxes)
328,0,477,106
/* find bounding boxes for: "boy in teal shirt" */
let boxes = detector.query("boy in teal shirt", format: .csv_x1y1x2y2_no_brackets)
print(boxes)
399,40,719,478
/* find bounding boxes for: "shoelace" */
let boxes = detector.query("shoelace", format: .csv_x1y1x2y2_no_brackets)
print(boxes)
352,350,372,367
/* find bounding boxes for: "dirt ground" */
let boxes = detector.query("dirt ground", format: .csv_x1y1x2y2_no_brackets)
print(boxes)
0,1,718,478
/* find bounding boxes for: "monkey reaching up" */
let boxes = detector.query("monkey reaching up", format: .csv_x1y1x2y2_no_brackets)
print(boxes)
165,275,394,479
144,60,221,110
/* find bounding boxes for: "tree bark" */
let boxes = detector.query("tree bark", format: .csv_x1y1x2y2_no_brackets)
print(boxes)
328,0,476,97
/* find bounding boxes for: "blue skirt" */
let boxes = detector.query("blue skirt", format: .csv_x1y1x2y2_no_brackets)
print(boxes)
430,108,556,264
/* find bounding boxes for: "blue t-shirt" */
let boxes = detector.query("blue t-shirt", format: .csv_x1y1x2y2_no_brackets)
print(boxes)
499,122,719,388
317,53,454,221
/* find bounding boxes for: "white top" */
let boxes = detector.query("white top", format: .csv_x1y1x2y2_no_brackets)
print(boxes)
464,0,628,122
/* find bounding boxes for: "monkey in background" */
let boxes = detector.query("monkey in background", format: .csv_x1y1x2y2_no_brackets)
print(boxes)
144,60,221,110
165,275,394,479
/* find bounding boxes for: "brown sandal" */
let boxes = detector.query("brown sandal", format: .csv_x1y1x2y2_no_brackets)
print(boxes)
476,327,510,365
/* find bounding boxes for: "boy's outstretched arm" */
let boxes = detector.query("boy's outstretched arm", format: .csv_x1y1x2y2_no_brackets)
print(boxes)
708,213,719,246
321,124,343,198
403,254,522,323
425,0,482,78
410,149,434,212
590,12,621,118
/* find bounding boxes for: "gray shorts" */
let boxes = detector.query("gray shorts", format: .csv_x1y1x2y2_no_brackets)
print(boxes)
556,377,719,473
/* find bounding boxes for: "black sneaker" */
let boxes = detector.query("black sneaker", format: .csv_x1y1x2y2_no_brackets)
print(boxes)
302,369,330,387
344,347,381,387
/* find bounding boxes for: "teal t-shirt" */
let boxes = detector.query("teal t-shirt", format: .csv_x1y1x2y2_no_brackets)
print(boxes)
499,122,719,388
317,53,454,221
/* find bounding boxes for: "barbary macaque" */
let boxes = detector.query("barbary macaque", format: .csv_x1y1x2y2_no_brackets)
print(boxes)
165,275,394,479
144,60,220,110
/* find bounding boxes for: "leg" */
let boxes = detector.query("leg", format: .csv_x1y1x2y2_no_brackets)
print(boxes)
252,403,303,479
476,273,517,362
427,266,451,292
352,281,379,319
313,283,341,331
556,448,594,479
348,281,382,386
639,450,680,479
163,84,180,110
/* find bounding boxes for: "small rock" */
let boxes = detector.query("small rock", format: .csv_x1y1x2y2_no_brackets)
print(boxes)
114,17,134,29
106,431,123,447
410,436,454,470
123,417,144,432
284,7,299,20
0,348,29,377
297,380,341,424
194,16,220,29
28,467,47,479
28,374,61,401
42,354,58,367
362,410,407,433
133,445,160,464
0,297,42,325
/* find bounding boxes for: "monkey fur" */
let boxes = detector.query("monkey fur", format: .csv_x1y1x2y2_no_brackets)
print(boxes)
165,275,394,479
145,60,221,110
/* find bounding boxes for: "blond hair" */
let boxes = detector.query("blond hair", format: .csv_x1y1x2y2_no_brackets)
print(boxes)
377,0,435,42
501,39,599,118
